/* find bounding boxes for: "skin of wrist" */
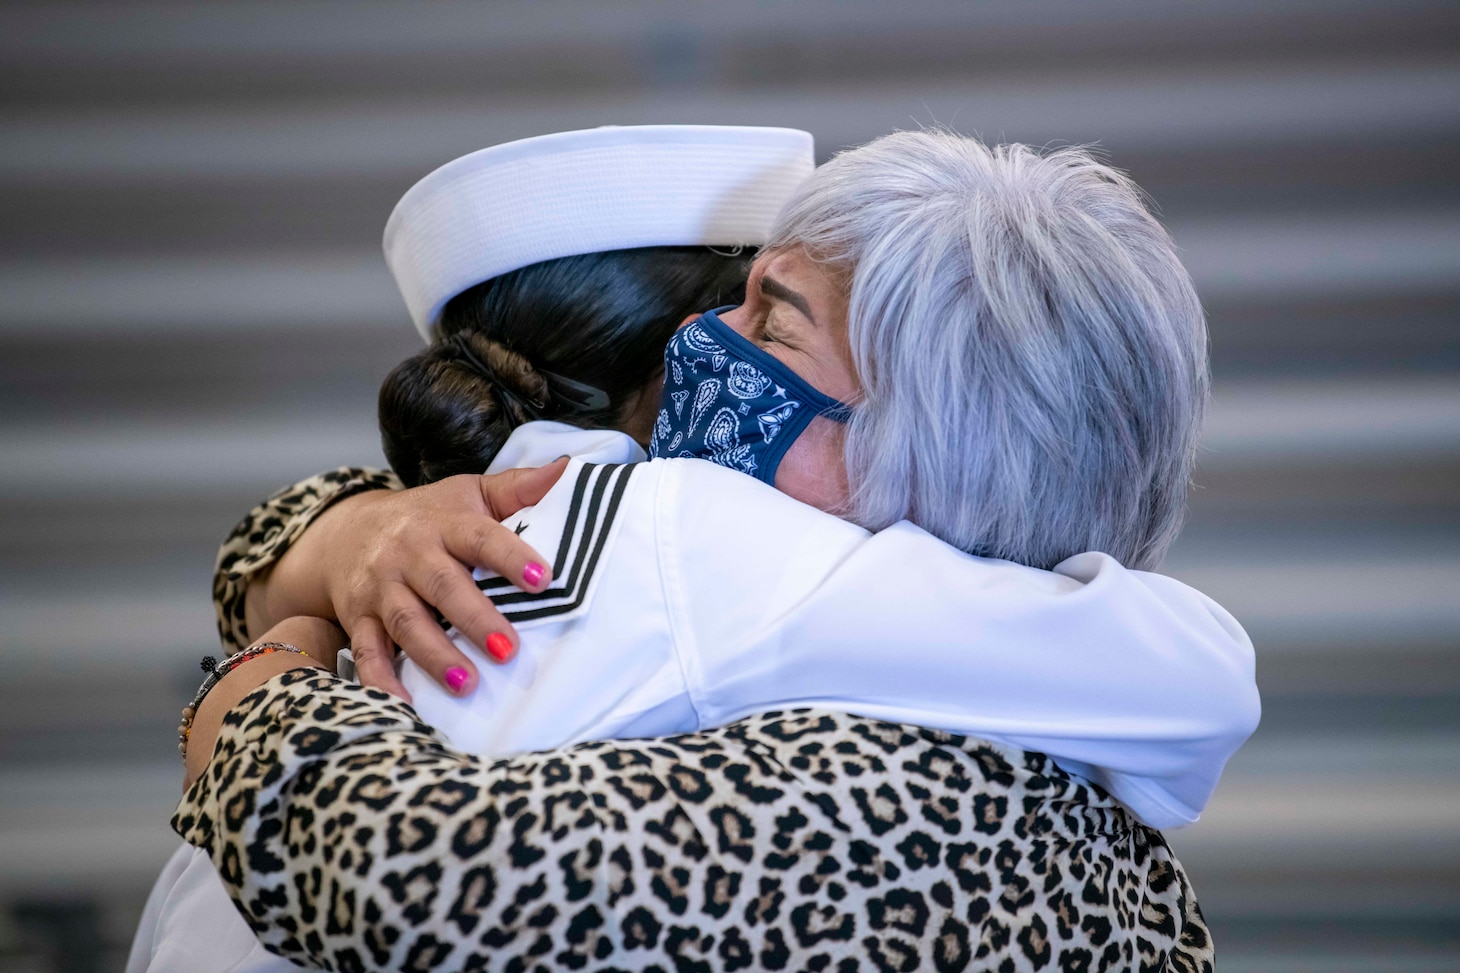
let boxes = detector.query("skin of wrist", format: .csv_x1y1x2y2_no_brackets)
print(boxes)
245,491,381,637
183,616,347,789
314,489,391,602
183,651,325,789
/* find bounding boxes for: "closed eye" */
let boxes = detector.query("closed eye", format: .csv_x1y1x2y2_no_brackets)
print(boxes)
759,274,816,325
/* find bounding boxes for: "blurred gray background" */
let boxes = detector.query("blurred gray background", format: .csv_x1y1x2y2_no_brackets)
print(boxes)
1,1,1457,970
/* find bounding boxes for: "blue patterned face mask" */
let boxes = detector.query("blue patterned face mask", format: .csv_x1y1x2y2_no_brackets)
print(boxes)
649,307,851,484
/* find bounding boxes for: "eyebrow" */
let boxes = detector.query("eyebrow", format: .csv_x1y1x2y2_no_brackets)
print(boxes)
759,274,816,325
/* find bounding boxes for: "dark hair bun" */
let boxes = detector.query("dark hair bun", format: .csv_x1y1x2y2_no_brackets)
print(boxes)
378,245,755,486
446,333,553,423
379,333,546,487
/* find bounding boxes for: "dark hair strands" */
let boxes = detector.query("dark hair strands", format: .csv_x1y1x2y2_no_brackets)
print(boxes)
379,246,753,486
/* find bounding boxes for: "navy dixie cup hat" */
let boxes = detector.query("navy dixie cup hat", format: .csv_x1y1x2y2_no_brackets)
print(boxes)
383,125,817,341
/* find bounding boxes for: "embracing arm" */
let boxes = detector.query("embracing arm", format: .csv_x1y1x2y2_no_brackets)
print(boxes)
177,665,614,969
176,623,1216,973
180,605,727,971
214,467,400,654
212,462,566,698
660,461,1260,829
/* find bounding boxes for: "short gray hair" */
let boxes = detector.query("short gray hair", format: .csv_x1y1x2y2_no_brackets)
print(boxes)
767,131,1207,570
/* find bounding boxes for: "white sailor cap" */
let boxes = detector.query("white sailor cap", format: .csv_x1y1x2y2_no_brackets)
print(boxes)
383,125,816,341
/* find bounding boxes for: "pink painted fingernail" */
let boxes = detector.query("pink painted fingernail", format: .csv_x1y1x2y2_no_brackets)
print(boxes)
522,561,546,588
444,667,470,693
485,632,514,663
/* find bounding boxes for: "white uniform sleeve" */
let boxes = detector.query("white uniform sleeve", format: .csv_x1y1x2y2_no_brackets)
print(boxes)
659,460,1260,829
650,458,873,710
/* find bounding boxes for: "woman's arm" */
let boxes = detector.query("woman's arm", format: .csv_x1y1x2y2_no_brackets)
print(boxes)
182,616,346,790
176,621,1215,972
214,467,400,654
214,461,566,699
177,619,626,970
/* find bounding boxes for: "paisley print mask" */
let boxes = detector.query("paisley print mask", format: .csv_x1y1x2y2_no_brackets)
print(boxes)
649,307,851,484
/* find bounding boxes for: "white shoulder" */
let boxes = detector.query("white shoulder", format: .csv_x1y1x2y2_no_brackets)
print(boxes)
654,456,869,542
648,458,871,688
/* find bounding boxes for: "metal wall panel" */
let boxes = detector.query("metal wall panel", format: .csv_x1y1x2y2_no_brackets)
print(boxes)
2,3,1456,968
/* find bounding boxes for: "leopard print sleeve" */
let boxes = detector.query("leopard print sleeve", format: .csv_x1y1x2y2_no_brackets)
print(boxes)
174,668,1215,972
213,466,402,653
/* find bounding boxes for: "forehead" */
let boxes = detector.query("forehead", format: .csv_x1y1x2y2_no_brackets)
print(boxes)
755,249,848,312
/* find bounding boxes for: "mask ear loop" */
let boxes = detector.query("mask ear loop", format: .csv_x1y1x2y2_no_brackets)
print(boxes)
540,371,611,415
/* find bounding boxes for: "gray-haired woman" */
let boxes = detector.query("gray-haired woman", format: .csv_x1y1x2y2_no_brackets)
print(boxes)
173,131,1248,971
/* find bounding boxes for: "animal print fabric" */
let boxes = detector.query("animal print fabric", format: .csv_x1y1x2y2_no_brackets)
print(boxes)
175,669,1214,972
213,466,400,653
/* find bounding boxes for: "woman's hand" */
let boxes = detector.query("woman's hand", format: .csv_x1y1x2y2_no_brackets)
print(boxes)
245,459,568,701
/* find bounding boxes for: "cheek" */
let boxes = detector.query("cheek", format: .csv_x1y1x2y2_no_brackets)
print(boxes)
620,372,666,443
772,416,849,514
643,370,665,403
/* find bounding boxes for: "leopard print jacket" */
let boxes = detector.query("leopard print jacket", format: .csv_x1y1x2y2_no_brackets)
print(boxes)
175,669,1214,972
214,466,400,654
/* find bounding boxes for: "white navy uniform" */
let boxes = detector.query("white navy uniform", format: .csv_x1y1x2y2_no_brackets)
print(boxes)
131,422,1260,973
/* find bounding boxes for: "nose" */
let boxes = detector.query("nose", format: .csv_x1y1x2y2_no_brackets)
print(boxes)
715,303,751,336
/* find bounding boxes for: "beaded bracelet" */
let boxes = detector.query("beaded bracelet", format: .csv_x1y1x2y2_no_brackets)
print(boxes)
178,641,312,760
